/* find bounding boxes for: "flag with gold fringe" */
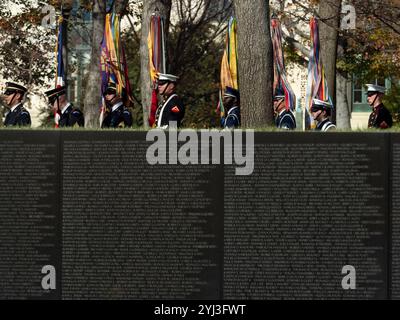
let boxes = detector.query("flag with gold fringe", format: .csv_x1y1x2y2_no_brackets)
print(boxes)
305,17,333,129
148,11,167,127
100,1,133,126
218,16,238,121
271,17,296,112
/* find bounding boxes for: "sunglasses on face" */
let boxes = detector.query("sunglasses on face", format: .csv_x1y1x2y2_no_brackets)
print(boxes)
310,106,323,113
4,90,16,96
367,92,377,97
104,89,116,96
157,80,169,86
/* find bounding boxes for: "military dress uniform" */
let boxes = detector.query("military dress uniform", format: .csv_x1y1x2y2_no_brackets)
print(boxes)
311,98,336,132
44,86,84,128
101,82,133,128
155,93,185,128
224,106,240,128
153,73,185,129
273,90,296,131
101,102,133,128
4,103,31,127
3,82,31,127
316,118,336,131
368,104,393,129
222,86,240,129
366,84,393,129
58,103,84,127
276,109,296,130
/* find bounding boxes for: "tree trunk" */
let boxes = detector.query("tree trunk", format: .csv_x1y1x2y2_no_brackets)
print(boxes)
336,72,351,129
318,0,341,123
336,38,351,129
115,0,129,15
140,0,172,129
83,0,106,128
234,0,274,127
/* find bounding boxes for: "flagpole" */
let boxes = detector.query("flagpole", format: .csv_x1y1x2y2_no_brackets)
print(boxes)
161,16,166,74
61,6,69,91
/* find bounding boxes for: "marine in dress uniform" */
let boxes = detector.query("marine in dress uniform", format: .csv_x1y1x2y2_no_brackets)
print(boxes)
154,73,185,129
366,84,393,129
2,82,31,127
310,99,336,132
101,83,133,128
222,86,240,129
273,90,296,130
44,86,84,127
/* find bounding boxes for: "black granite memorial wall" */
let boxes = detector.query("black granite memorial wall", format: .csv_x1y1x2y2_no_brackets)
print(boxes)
0,131,396,299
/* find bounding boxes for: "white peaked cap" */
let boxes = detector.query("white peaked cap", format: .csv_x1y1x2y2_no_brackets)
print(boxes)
312,98,332,108
158,73,179,82
365,84,386,94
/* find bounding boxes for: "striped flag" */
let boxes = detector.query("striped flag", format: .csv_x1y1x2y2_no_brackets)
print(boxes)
99,7,133,126
271,17,296,112
305,18,333,129
148,12,167,127
218,16,238,120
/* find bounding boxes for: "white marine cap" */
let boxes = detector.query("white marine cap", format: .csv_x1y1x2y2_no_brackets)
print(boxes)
158,73,179,83
365,84,386,94
312,98,333,108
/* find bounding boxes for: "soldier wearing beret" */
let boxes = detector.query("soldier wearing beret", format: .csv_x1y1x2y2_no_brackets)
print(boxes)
310,99,336,132
222,86,240,129
44,86,84,127
154,73,185,129
273,89,296,130
366,84,393,129
101,82,133,128
2,82,31,127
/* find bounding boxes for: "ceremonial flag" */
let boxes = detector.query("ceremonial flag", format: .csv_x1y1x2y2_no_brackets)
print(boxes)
53,16,66,127
148,12,167,127
218,16,238,120
271,17,296,112
100,2,133,125
55,16,65,88
305,18,333,129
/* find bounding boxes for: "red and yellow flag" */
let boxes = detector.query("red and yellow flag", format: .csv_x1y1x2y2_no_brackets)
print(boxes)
218,17,238,119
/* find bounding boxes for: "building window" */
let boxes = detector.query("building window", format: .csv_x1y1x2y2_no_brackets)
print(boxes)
353,78,363,104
